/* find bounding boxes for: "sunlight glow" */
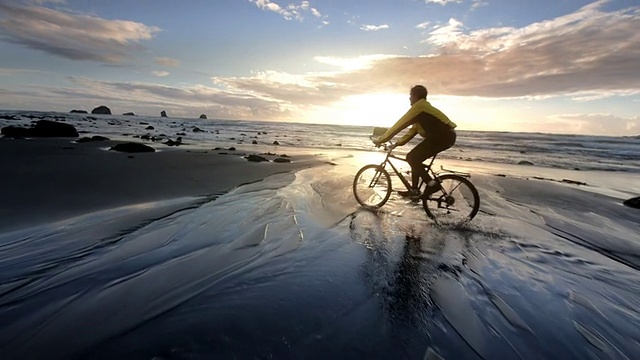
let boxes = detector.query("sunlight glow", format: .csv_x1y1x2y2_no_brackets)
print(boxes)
308,92,409,127
314,55,397,71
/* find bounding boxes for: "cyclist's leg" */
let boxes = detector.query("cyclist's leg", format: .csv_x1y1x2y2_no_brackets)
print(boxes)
406,140,437,189
406,131,456,188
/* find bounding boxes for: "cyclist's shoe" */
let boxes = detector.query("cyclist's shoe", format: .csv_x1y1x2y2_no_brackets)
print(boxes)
398,188,421,201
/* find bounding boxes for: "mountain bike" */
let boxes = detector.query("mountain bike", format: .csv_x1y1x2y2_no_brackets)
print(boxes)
353,139,480,225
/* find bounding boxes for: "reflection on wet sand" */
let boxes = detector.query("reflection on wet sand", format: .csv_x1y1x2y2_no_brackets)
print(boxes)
1,159,639,359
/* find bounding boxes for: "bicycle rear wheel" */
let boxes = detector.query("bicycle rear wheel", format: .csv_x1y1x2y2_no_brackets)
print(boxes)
353,164,392,208
422,174,480,225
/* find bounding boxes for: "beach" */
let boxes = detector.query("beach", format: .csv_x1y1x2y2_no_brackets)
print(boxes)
0,138,323,232
1,113,639,359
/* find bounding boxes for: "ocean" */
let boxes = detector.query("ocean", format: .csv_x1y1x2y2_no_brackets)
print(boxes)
2,110,639,173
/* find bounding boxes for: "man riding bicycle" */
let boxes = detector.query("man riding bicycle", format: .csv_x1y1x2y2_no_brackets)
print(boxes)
372,85,457,199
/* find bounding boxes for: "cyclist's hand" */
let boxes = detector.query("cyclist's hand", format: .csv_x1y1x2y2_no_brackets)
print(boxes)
388,142,398,150
371,136,382,147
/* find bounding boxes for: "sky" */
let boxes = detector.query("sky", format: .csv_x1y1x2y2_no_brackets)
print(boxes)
0,0,638,135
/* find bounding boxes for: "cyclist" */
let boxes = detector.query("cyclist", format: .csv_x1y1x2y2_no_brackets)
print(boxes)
372,85,457,199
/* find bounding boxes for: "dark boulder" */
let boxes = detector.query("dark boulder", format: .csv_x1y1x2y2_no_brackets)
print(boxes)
193,127,203,132
199,114,207,119
2,120,78,138
273,157,291,163
252,140,258,144
123,112,135,116
1,126,30,137
518,160,534,165
273,140,280,145
91,105,111,115
77,135,110,143
70,109,88,114
164,137,182,146
161,110,167,117
623,196,640,209
110,142,155,153
245,154,269,162
145,125,155,130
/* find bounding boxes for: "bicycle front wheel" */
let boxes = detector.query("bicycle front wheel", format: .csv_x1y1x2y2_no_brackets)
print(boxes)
422,174,480,225
353,164,392,208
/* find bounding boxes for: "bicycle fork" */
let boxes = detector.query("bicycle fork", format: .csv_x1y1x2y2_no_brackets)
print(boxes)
368,164,386,188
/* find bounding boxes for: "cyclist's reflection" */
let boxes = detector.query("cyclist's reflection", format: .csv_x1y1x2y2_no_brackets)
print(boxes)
350,209,449,326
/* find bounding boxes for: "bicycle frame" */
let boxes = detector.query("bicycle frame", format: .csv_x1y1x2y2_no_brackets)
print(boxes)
375,144,439,192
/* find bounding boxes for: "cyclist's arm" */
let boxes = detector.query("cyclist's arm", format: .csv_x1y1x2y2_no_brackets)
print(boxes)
395,125,418,146
375,105,422,143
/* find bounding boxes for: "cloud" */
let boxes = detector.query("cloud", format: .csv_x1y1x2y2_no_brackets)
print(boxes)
0,4,160,64
534,113,640,136
416,21,431,29
360,24,389,31
471,0,488,10
152,71,170,77
424,0,463,5
426,18,464,46
169,1,639,131
405,0,640,98
154,57,181,67
31,0,66,4
249,0,324,22
45,77,293,119
0,67,48,76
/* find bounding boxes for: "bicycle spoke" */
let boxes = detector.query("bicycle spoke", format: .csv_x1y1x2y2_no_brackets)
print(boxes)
423,174,479,224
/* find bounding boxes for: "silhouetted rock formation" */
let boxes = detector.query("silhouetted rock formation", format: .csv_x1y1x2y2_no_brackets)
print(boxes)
245,154,269,162
123,112,135,116
110,142,155,153
164,137,182,146
199,114,207,119
273,157,291,163
161,110,167,117
1,120,78,138
70,109,88,114
91,105,111,115
623,196,640,209
76,135,110,143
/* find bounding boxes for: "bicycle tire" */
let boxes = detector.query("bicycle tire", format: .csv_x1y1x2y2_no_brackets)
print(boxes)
353,164,392,208
422,174,480,224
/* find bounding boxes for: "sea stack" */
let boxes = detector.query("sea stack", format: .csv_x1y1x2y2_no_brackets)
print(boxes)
91,105,111,115
161,110,167,117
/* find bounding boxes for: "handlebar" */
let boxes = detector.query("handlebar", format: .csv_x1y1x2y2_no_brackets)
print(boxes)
369,135,398,152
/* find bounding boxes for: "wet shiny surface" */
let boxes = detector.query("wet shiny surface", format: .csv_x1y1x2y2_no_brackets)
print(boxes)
1,160,639,359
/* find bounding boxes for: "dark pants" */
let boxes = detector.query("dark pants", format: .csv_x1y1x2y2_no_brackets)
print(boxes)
406,130,456,188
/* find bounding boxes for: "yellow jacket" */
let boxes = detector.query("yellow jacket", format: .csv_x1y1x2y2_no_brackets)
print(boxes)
377,99,456,146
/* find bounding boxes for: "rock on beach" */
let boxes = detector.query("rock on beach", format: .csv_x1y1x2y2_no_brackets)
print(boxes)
91,105,111,115
110,142,155,153
623,196,640,209
1,120,79,138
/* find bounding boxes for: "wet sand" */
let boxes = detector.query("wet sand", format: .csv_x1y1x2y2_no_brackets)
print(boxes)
1,139,639,360
0,138,322,232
